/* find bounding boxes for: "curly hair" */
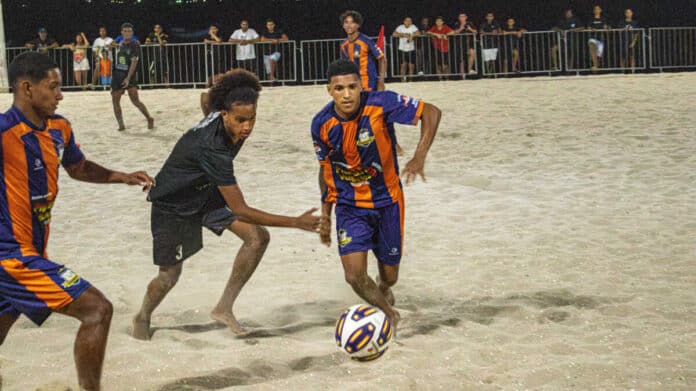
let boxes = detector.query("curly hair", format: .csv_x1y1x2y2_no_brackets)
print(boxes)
339,10,364,26
208,69,262,111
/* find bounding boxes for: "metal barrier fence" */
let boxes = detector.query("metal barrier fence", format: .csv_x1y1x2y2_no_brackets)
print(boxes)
389,33,478,78
205,41,297,84
649,27,696,70
565,28,647,72
300,37,378,83
479,30,561,76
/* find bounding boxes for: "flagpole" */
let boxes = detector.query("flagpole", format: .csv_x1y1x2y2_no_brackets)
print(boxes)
0,0,8,92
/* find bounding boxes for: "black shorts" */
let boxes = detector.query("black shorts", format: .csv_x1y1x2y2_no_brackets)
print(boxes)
111,71,139,91
151,193,237,266
398,50,416,64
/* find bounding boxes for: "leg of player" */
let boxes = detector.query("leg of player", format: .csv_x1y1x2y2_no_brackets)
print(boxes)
56,286,113,391
126,87,155,129
210,221,270,335
341,252,400,330
132,264,182,340
376,263,399,306
111,90,126,130
0,313,19,345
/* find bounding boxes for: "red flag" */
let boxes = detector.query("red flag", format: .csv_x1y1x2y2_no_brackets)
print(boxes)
377,25,385,53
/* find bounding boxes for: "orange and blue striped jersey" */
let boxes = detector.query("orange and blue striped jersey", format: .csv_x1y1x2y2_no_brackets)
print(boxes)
340,33,384,91
0,106,84,259
312,91,425,209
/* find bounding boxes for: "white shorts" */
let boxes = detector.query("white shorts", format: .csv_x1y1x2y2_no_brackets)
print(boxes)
483,48,498,62
73,59,90,71
263,52,281,74
588,39,605,57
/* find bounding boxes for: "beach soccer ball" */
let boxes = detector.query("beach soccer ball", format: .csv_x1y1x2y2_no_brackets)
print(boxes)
335,304,393,362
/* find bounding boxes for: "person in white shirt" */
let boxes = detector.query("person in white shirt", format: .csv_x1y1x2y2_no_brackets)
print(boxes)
392,17,420,78
229,20,260,73
92,26,114,85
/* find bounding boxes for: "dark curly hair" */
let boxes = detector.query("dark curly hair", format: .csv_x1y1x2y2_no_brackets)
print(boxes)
208,69,262,111
339,10,364,26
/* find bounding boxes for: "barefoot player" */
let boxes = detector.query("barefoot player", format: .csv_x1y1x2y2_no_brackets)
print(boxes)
133,69,321,340
312,60,441,331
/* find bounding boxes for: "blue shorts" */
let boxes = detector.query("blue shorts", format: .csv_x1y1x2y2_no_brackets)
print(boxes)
0,255,91,325
335,199,404,265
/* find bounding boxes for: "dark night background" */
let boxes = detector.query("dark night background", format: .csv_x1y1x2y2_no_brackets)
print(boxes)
3,0,695,47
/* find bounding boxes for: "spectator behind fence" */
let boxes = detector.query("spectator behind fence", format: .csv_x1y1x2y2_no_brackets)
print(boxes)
62,32,90,88
145,24,170,84
619,8,640,69
111,23,154,131
588,5,610,71
551,9,583,70
392,16,420,79
480,12,502,74
453,12,477,75
25,27,58,53
92,26,114,86
230,20,260,73
427,16,454,77
417,17,432,75
204,25,225,75
339,10,386,91
502,17,527,73
260,19,289,82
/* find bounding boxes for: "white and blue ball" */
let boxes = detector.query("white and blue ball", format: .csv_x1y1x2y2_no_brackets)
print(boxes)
335,304,393,361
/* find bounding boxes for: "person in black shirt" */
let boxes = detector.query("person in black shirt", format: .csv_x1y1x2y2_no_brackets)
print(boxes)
551,9,583,70
619,8,640,69
259,19,289,81
132,69,321,340
502,17,526,73
453,13,477,75
416,17,432,75
145,24,170,84
204,24,225,75
587,5,610,71
480,12,502,74
25,27,58,54
111,23,154,131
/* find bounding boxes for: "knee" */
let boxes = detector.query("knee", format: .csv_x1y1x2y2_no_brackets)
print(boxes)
380,273,398,287
128,95,140,104
247,226,270,249
158,266,182,290
83,296,113,326
344,270,367,288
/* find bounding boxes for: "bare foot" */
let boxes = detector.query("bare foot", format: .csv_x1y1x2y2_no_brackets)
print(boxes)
211,310,248,335
118,124,126,131
375,275,396,306
132,314,151,340
147,117,155,129
388,309,401,339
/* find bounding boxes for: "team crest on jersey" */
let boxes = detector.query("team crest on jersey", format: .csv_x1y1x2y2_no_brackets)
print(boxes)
59,267,81,288
56,143,65,164
356,128,375,147
338,229,352,247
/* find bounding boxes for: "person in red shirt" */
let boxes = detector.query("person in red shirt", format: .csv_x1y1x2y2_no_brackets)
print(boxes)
426,16,454,77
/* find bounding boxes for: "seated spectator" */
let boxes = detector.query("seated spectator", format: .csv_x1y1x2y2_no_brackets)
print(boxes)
229,20,260,73
25,27,58,53
427,16,454,77
62,32,90,88
260,19,289,82
392,16,420,79
453,12,477,75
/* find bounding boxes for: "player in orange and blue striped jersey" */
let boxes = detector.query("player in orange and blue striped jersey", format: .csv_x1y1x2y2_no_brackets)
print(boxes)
0,52,154,390
339,10,387,92
312,60,441,331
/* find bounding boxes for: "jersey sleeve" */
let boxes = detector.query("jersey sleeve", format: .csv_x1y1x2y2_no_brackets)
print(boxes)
340,44,348,60
200,145,237,186
61,128,85,168
367,37,384,59
311,117,330,162
380,91,425,125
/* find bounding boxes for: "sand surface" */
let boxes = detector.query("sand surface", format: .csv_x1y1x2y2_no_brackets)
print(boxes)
1,73,695,390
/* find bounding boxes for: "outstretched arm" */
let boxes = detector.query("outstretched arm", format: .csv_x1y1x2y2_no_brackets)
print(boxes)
218,184,320,232
64,159,154,190
403,103,441,184
318,164,333,246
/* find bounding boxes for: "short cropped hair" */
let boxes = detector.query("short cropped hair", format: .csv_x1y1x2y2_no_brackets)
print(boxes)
208,69,262,111
340,10,364,26
327,59,359,82
8,51,58,88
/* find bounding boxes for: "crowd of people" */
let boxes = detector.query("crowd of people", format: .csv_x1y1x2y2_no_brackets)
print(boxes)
18,6,644,87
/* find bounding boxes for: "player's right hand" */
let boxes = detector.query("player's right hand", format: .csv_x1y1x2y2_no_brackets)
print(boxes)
295,208,321,232
319,215,332,247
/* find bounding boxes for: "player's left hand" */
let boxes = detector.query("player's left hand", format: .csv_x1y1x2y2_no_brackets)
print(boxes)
121,78,130,88
403,157,426,184
119,171,155,191
319,215,332,247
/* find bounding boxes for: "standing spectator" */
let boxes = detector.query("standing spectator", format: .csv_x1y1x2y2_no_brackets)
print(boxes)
111,23,154,131
417,17,432,75
427,16,454,77
619,8,640,69
25,28,58,53
392,16,420,79
145,24,170,84
587,5,610,71
204,24,224,75
92,26,114,86
551,9,583,70
229,20,260,73
480,12,502,74
453,12,477,75
339,10,386,91
62,32,90,88
259,19,289,82
501,17,526,73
